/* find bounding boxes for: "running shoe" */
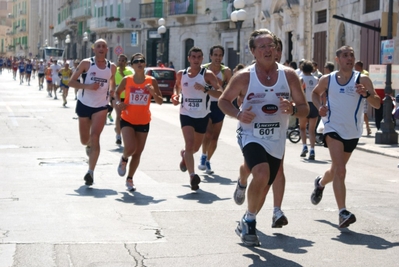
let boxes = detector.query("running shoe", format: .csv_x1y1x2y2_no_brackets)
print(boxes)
198,154,206,170
235,216,260,246
54,96,57,100
233,179,246,205
311,176,324,205
63,100,67,107
84,172,93,186
108,114,114,122
126,178,136,191
300,146,308,157
205,161,214,174
190,174,201,190
338,210,356,228
272,210,288,228
116,137,122,145
308,150,315,160
179,150,187,172
118,157,128,176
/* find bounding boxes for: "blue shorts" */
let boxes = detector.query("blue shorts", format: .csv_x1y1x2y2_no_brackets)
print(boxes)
75,100,109,119
209,101,225,124
180,114,209,134
60,81,69,89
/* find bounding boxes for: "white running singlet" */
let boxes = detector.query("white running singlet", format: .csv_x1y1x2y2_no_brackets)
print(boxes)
179,67,210,118
237,63,291,159
78,57,112,108
323,71,364,139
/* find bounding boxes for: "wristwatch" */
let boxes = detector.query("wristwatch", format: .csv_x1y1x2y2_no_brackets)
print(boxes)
115,101,121,105
364,91,370,98
291,105,297,116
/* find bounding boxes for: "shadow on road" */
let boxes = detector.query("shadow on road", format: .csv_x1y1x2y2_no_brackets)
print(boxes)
317,219,399,249
243,246,303,267
116,191,166,205
202,174,235,185
70,186,118,198
177,188,230,204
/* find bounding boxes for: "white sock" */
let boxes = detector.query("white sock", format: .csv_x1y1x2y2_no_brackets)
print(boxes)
244,211,256,222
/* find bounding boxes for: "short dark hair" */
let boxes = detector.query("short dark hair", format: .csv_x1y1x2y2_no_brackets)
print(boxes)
336,45,354,57
302,60,314,74
324,61,335,72
355,60,364,68
289,61,297,69
276,37,283,52
130,53,145,65
188,46,203,57
209,45,224,56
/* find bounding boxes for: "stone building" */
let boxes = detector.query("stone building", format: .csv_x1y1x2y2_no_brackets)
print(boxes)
4,0,399,72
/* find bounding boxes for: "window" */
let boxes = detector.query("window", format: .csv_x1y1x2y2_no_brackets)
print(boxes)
316,9,327,24
365,0,379,13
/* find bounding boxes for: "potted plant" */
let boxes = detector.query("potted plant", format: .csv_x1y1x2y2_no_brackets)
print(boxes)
130,17,136,21
114,17,120,21
49,25,54,29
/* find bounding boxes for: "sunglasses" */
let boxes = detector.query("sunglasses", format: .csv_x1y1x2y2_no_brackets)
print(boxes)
132,59,145,64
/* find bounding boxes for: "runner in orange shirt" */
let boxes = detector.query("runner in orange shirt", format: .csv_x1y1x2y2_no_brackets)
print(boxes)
114,53,163,191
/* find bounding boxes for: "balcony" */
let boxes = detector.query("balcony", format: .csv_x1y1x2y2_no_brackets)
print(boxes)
203,1,233,23
167,0,197,23
139,2,165,26
53,20,71,35
88,16,108,32
20,27,26,32
71,5,92,20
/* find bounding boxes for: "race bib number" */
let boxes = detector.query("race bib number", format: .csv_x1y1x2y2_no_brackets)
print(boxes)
185,98,203,111
253,122,280,140
129,92,149,105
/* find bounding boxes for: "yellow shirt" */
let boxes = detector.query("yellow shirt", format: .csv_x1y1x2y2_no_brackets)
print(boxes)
59,68,72,85
115,67,134,99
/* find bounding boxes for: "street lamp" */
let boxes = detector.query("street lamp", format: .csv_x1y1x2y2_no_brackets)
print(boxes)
65,34,71,59
82,32,88,59
375,0,398,144
54,37,58,48
44,39,48,47
157,18,166,64
230,0,246,64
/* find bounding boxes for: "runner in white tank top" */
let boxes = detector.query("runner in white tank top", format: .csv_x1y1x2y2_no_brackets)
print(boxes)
68,39,117,187
310,45,381,229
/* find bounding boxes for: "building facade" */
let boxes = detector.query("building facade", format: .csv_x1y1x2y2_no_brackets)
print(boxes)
4,0,398,75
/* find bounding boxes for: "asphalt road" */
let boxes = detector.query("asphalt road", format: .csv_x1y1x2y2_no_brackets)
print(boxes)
0,70,398,267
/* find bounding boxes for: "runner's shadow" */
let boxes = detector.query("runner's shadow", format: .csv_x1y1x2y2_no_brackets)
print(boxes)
317,219,399,249
109,146,123,153
177,188,230,204
242,246,303,267
70,185,118,198
116,191,166,205
202,174,235,185
302,159,330,164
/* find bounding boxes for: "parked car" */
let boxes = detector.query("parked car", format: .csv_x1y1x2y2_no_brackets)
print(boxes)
144,67,176,102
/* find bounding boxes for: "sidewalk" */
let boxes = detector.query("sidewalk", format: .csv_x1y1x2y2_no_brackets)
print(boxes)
357,121,399,159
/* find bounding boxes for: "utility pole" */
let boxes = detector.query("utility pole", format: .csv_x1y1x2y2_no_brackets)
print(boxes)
375,0,398,144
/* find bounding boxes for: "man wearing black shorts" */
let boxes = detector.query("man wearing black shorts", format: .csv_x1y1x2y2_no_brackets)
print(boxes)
172,46,222,191
311,46,380,228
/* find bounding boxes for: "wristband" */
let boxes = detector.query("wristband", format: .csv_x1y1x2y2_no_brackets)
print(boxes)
115,101,120,105
204,84,212,93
